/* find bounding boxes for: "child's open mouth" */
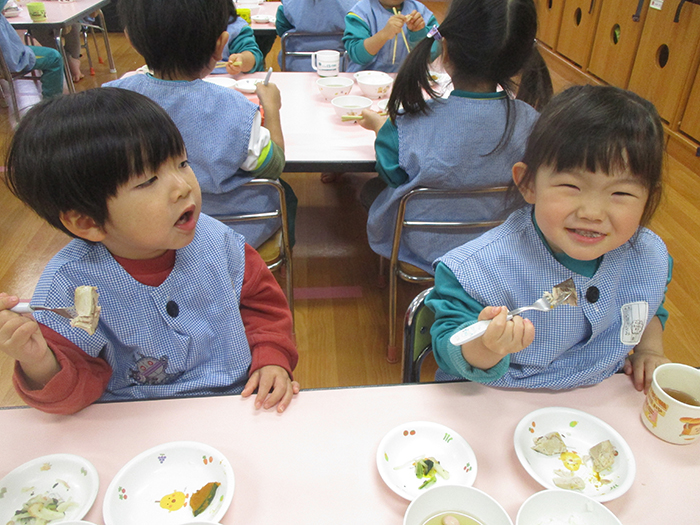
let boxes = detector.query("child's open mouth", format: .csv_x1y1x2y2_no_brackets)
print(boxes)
175,206,196,230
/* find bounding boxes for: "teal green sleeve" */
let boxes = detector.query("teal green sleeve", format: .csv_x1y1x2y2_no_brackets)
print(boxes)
229,25,264,73
407,14,441,62
275,6,294,36
374,117,408,187
343,13,375,65
655,254,673,329
425,262,510,381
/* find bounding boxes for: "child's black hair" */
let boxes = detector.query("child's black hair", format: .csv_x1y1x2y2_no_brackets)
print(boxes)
4,88,186,238
388,0,552,147
118,0,230,78
229,0,239,22
515,85,665,226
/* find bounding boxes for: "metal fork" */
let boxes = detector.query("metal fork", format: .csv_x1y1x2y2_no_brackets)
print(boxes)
449,289,574,347
10,302,77,320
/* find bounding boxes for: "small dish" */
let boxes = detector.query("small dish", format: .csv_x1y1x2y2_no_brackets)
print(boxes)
376,421,478,501
203,76,237,88
251,14,270,23
377,99,389,113
404,485,512,525
0,454,99,525
355,71,393,99
103,441,234,525
235,78,261,93
513,407,636,502
516,489,622,525
316,76,353,100
331,95,372,121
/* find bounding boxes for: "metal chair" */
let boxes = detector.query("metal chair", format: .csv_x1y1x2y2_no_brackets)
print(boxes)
0,46,40,124
384,186,509,363
79,10,117,76
210,179,295,330
402,287,435,383
280,31,347,72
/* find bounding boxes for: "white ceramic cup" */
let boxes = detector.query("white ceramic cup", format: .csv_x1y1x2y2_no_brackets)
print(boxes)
641,362,700,444
311,50,340,77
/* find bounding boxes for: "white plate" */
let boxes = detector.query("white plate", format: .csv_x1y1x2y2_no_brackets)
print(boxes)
203,76,237,88
234,78,261,93
251,14,271,23
2,7,21,18
103,441,234,525
376,421,478,501
0,454,99,524
513,407,636,502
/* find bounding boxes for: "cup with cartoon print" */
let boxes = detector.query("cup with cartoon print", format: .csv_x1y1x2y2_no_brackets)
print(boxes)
641,362,700,444
27,2,47,22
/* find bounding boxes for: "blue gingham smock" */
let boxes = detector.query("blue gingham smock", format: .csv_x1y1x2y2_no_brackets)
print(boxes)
432,206,669,389
31,214,252,401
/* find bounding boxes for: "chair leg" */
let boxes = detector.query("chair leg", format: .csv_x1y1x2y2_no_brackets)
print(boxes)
377,255,387,288
285,255,295,334
387,261,399,363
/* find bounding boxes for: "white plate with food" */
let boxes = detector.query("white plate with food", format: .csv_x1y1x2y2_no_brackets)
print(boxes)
103,441,234,525
234,78,261,93
376,421,478,501
203,76,237,89
513,407,635,502
0,454,99,525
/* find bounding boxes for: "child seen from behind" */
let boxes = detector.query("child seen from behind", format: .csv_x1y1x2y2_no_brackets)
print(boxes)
343,0,439,73
360,0,552,273
427,85,671,392
105,0,296,249
0,88,299,415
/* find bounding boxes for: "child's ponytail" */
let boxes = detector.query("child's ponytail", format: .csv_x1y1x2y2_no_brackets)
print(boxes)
387,36,438,122
516,47,553,111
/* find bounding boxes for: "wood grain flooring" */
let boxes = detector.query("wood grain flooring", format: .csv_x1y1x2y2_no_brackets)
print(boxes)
0,2,698,408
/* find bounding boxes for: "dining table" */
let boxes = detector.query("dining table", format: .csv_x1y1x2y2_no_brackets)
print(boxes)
212,70,382,172
248,1,280,36
0,374,697,524
8,0,117,93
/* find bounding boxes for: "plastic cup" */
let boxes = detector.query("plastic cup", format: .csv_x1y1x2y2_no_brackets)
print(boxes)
27,2,47,22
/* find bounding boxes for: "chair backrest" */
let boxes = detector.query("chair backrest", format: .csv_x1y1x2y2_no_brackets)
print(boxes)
209,179,294,325
279,31,347,72
402,287,435,383
390,186,510,280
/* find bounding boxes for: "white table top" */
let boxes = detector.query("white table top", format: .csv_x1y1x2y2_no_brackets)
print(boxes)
0,375,697,524
220,71,380,172
8,0,112,29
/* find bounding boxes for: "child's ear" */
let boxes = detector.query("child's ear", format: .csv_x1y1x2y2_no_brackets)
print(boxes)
60,211,107,242
214,31,229,61
512,162,536,204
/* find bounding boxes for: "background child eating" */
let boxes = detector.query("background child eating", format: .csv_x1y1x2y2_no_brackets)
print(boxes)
105,0,296,249
427,85,671,392
0,88,299,415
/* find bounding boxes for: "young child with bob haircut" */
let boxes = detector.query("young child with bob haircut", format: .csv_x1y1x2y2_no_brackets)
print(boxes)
427,85,672,393
0,88,299,415
343,0,439,73
105,0,296,249
360,0,552,273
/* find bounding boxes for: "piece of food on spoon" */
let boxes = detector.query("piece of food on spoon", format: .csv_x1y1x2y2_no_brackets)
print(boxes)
70,285,101,335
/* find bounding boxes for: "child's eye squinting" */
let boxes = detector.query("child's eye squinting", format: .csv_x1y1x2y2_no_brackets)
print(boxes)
135,176,158,189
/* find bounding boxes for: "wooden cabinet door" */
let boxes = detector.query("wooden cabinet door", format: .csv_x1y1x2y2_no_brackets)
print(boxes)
628,0,700,123
536,0,566,48
556,0,603,67
588,0,648,88
680,66,700,142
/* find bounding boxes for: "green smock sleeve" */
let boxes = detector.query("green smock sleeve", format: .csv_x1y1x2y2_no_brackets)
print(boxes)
275,6,294,36
342,13,375,66
229,25,264,73
374,117,408,187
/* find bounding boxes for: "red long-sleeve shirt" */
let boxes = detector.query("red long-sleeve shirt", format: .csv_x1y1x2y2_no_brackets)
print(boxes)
14,244,297,414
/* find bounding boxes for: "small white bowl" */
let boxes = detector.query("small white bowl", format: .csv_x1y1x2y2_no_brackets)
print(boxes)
317,76,354,100
377,99,389,113
354,71,394,99
331,95,372,120
516,490,622,525
404,485,513,525
251,14,270,23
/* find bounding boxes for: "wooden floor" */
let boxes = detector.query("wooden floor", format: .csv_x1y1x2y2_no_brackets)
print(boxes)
1,2,699,408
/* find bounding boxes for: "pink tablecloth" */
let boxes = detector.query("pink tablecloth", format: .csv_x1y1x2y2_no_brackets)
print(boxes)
0,375,697,524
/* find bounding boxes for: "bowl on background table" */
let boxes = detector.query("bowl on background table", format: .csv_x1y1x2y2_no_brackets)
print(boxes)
317,76,354,100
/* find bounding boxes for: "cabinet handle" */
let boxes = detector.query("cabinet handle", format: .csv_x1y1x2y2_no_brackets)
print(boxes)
589,0,595,14
674,0,700,23
632,0,645,21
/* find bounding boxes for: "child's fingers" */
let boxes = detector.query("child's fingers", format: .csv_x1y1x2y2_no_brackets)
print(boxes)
477,305,506,322
0,293,20,310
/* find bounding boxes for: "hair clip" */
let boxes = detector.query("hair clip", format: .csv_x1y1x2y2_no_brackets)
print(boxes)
427,24,443,41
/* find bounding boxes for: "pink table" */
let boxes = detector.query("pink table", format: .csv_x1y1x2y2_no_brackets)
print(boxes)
0,375,697,524
9,0,117,93
222,71,380,172
249,1,280,35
